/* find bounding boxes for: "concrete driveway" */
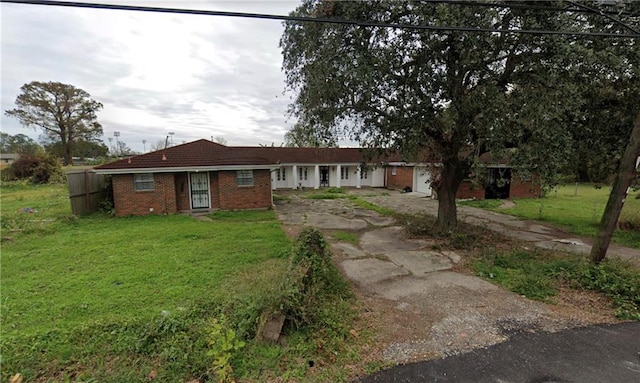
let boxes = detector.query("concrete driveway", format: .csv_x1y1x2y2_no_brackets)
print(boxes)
274,190,622,363
358,190,640,266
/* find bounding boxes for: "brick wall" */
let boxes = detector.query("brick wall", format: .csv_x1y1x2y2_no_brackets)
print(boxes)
210,172,221,209
175,173,190,211
457,180,485,199
510,173,541,198
386,166,414,190
218,169,272,210
112,173,177,217
456,173,541,200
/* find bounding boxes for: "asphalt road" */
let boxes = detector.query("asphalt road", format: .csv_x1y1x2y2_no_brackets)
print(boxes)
358,322,640,383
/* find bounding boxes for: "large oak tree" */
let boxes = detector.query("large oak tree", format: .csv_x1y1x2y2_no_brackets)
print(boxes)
5,81,103,165
280,0,638,229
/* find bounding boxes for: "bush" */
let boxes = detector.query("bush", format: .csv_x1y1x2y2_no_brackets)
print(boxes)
278,227,352,328
2,153,63,184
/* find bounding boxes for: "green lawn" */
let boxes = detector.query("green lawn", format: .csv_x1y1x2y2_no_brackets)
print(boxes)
459,184,640,249
0,181,362,382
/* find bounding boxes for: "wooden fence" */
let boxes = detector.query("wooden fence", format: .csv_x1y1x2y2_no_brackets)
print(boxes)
67,169,107,215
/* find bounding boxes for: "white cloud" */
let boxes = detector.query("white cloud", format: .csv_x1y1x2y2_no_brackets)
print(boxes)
1,0,300,152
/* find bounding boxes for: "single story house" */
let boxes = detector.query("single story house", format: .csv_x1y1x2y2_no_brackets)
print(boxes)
93,139,539,216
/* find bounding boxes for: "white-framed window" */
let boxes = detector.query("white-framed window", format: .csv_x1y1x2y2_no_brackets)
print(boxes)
134,173,154,191
276,168,286,181
298,167,308,181
360,167,368,179
391,166,397,176
237,170,254,186
340,166,349,180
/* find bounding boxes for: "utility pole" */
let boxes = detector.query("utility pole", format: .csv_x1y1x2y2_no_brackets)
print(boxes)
142,139,147,153
114,131,120,157
590,111,640,264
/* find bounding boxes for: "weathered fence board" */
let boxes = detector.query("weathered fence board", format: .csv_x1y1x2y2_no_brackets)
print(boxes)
67,170,106,215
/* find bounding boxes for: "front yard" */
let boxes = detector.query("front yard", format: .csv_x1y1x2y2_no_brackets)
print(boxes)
0,182,362,382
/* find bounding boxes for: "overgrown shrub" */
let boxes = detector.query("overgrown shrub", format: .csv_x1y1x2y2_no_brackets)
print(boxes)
278,227,352,328
2,153,63,184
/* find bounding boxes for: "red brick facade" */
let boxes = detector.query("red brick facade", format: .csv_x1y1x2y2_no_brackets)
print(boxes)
112,173,177,217
456,173,541,200
218,170,272,210
385,166,414,190
112,170,272,216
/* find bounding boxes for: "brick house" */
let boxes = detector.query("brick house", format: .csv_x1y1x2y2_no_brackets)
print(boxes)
94,139,539,217
93,140,275,217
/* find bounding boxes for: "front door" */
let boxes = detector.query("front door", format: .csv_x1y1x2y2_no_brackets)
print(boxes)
190,172,210,209
320,166,329,187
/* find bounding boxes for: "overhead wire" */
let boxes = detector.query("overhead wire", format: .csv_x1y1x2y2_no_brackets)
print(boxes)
1,0,638,38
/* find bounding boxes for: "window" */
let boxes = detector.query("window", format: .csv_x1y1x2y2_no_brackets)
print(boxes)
360,167,368,179
298,167,308,181
134,173,154,191
391,166,397,176
340,166,349,180
276,168,286,181
237,170,254,186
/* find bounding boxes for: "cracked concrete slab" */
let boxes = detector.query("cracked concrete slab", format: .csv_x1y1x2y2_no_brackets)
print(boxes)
341,258,409,285
385,250,454,276
332,242,367,258
360,226,430,255
305,212,369,230
364,216,396,226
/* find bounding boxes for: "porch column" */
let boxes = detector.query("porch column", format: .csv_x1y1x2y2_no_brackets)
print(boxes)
314,165,320,189
336,164,341,188
356,166,362,188
292,165,298,189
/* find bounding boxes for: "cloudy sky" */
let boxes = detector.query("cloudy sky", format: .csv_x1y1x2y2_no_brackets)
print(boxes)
1,0,302,153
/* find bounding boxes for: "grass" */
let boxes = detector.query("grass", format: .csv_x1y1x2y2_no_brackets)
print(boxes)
330,230,360,245
459,183,640,249
473,249,640,320
0,181,365,382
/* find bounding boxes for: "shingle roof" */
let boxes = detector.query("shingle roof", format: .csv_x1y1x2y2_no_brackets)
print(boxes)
93,139,272,170
94,139,404,172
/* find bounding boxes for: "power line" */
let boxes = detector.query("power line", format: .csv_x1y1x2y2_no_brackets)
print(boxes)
1,0,638,38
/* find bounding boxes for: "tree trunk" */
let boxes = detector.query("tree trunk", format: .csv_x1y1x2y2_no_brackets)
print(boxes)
436,158,466,231
64,143,72,166
590,111,640,264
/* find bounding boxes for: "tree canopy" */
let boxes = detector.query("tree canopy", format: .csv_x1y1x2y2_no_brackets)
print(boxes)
281,0,639,229
0,132,43,155
5,81,104,165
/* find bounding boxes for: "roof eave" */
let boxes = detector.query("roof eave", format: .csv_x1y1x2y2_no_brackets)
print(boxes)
93,164,276,175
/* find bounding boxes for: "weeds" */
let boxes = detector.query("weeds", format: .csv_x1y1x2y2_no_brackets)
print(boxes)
331,230,360,245
473,249,640,320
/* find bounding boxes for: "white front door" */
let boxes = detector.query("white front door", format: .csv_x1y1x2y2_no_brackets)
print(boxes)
190,172,210,209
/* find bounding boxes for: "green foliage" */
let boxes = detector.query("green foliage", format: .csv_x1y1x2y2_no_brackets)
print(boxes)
0,132,43,155
279,227,352,328
1,182,363,382
5,81,104,165
462,184,640,249
206,315,246,383
473,250,640,320
2,152,64,184
330,230,360,245
348,197,396,216
281,1,639,228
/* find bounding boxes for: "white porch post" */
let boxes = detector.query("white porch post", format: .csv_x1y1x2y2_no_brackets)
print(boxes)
356,166,362,188
271,171,276,190
336,164,342,188
292,165,298,189
314,165,320,189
